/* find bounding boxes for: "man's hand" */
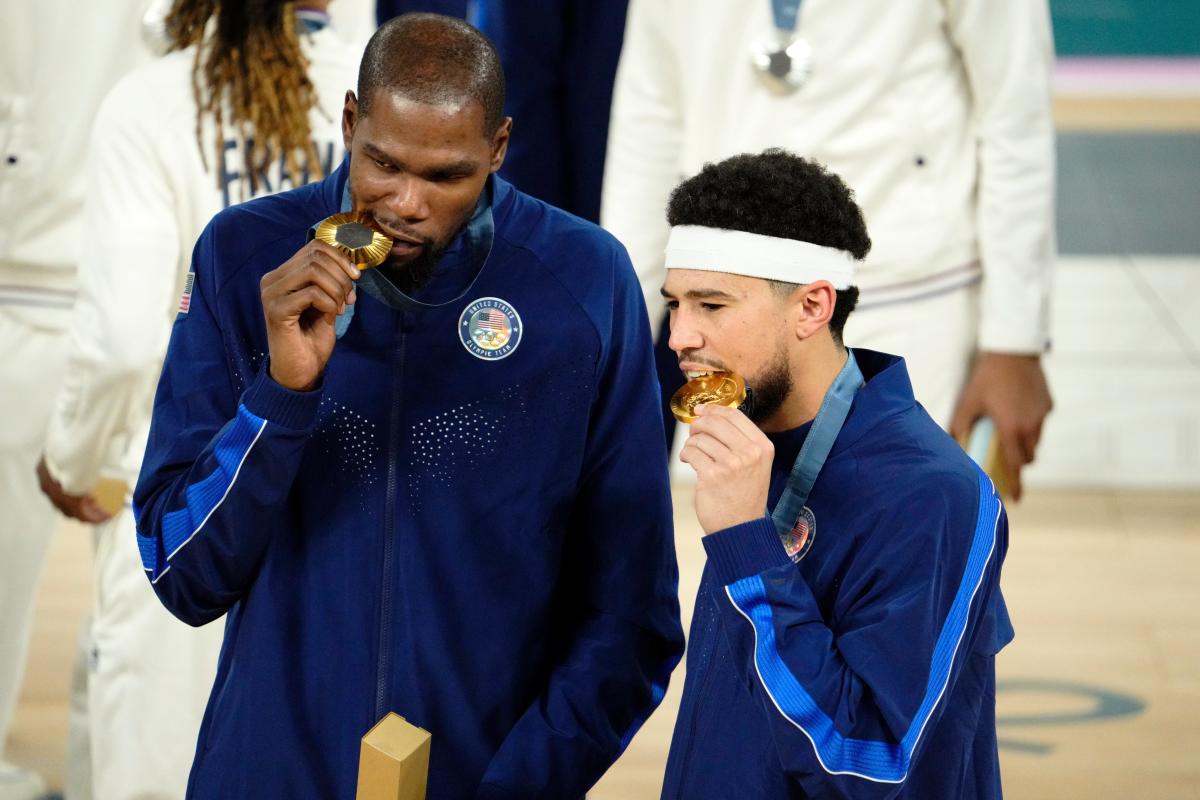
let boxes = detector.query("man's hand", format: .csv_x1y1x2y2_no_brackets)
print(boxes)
680,404,774,534
260,240,360,392
36,457,112,524
949,352,1053,501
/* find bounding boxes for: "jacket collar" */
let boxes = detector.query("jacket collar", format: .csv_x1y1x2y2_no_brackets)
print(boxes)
829,348,917,456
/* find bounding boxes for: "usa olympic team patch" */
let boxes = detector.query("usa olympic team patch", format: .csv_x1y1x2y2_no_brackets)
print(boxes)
459,297,522,360
780,505,816,563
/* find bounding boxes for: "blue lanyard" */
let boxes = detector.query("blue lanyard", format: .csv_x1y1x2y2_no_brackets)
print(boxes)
770,0,804,33
770,349,864,535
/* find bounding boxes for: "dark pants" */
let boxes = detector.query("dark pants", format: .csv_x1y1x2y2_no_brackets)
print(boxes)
473,0,632,223
376,0,467,22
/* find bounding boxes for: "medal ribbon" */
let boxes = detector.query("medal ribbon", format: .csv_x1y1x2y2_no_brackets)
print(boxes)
770,349,864,535
770,0,804,34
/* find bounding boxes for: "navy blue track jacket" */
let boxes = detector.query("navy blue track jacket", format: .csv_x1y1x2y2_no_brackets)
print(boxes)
133,165,683,798
662,350,1013,799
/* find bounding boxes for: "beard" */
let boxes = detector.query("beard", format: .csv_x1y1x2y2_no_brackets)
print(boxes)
378,235,447,294
356,199,476,294
744,344,794,425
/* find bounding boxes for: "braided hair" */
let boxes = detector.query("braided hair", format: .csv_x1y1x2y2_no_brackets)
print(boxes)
165,0,322,191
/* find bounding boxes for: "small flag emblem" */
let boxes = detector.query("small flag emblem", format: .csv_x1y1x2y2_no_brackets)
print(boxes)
781,505,816,563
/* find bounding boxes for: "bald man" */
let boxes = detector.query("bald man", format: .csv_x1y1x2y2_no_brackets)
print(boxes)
132,14,682,798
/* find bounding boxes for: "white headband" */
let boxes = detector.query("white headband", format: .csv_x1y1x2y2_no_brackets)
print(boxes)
664,225,857,289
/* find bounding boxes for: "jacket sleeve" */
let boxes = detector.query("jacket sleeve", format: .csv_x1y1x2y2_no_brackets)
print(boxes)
599,0,684,326
42,78,181,493
476,245,685,798
947,0,1056,354
131,226,323,626
701,469,1007,798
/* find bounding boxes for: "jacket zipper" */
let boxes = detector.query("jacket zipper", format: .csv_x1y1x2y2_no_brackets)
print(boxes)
374,316,407,721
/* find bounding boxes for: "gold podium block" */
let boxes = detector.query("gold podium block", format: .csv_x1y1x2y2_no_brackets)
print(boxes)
91,477,128,517
356,713,430,800
959,417,1013,499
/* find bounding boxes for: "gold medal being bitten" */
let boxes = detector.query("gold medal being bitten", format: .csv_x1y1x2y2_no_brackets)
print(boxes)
670,372,748,424
314,213,393,268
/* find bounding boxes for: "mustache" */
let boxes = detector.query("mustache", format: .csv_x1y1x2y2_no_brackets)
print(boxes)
363,211,431,246
677,353,728,371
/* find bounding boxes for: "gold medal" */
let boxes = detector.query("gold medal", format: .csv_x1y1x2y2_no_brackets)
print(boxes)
314,213,393,269
670,372,748,424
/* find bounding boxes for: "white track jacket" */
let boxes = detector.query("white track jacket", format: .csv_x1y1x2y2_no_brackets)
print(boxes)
0,1,154,323
602,0,1056,353
43,22,358,493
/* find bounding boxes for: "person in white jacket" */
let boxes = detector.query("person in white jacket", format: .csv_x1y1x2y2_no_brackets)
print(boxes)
34,1,358,796
602,0,1055,498
0,4,154,798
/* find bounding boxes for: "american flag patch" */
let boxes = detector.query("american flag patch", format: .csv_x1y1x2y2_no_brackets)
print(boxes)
178,272,195,314
475,309,508,331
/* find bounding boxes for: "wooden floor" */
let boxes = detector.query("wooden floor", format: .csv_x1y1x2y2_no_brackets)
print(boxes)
5,516,91,792
1054,95,1200,131
6,486,1200,798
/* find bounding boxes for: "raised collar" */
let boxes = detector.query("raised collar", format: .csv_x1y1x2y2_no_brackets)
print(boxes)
829,348,917,456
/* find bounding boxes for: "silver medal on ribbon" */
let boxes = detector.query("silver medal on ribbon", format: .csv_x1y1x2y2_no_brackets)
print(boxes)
751,32,812,94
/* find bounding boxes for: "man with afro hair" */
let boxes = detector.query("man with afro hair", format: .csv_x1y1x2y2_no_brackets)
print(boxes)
660,150,1011,799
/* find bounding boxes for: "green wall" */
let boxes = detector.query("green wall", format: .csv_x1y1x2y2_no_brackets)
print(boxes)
1052,0,1200,56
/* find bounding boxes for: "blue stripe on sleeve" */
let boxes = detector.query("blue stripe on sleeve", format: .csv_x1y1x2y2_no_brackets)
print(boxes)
136,531,159,573
141,404,267,581
724,468,1002,783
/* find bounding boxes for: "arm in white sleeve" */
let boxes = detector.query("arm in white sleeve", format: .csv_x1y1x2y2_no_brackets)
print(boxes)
600,0,685,325
42,78,181,493
946,0,1056,354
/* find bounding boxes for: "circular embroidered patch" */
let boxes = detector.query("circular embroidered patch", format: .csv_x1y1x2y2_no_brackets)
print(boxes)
459,297,522,361
780,505,816,563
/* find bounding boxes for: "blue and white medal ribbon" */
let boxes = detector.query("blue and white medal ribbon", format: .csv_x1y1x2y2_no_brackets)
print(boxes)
750,0,812,93
770,350,864,549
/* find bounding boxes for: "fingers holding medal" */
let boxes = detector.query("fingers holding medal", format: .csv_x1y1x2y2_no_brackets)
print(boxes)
678,378,773,534
260,214,391,392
